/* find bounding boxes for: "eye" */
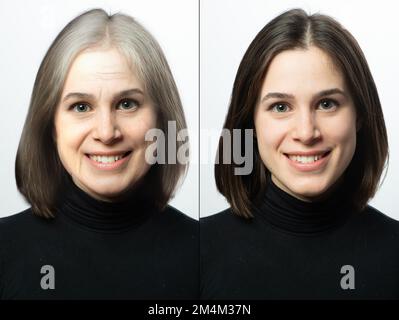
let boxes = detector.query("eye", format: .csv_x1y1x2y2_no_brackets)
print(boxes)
72,103,91,113
270,103,290,113
318,99,339,111
117,99,139,110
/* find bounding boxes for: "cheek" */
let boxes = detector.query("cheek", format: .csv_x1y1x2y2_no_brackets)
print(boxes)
54,114,90,163
124,110,157,148
336,126,357,166
255,116,286,158
322,112,357,155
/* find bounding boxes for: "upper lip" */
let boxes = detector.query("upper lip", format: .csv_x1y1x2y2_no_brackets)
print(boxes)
86,150,131,156
284,149,331,156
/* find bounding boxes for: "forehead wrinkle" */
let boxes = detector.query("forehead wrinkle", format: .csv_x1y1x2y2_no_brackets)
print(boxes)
85,71,130,81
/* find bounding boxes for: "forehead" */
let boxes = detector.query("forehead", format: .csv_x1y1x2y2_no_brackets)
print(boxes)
63,47,142,90
262,46,345,92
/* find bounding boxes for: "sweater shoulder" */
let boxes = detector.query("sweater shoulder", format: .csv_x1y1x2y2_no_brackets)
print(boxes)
0,208,53,237
150,205,198,242
160,205,198,227
0,208,34,225
157,205,198,232
360,205,399,225
200,207,256,251
356,205,399,234
200,207,252,232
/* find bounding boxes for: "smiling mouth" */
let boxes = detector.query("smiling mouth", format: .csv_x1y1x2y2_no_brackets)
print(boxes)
284,151,331,164
86,151,132,164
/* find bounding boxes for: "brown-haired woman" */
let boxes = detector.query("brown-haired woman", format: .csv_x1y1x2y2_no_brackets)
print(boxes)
0,9,198,299
200,9,399,299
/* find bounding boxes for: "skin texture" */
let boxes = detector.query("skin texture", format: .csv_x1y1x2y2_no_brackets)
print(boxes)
254,46,357,201
54,47,157,201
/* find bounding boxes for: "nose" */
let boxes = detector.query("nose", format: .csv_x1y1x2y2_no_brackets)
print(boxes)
92,109,122,144
291,109,321,144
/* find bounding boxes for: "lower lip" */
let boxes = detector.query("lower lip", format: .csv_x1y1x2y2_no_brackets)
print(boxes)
85,152,132,171
285,152,331,172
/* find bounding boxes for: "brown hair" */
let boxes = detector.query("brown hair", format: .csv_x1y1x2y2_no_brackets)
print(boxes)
215,8,388,218
16,8,188,218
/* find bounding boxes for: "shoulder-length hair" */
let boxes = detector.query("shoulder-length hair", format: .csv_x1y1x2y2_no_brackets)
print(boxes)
215,8,388,218
16,8,188,218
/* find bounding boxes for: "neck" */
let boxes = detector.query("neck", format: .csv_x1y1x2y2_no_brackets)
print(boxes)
57,175,156,233
254,176,355,236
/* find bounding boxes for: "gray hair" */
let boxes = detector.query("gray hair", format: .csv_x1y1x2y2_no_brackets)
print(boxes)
16,8,188,217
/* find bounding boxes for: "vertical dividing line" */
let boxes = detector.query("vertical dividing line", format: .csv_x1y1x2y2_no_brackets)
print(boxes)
198,0,201,299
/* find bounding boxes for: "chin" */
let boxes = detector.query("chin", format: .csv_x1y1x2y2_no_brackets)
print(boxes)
295,190,325,201
79,178,129,200
87,187,123,201
286,179,331,200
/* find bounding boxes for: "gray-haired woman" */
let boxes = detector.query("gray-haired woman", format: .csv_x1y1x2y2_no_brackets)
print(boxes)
0,8,197,299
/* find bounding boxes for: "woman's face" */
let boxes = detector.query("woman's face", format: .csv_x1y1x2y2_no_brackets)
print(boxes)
254,46,357,201
55,47,157,201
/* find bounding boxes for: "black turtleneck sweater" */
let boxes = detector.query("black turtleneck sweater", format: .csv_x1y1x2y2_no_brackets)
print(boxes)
0,179,198,299
200,180,399,299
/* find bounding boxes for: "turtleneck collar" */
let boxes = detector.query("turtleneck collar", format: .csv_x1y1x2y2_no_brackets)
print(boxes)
57,176,155,234
254,177,355,236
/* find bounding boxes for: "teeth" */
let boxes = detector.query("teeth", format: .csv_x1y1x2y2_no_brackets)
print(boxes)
89,154,124,163
288,154,323,164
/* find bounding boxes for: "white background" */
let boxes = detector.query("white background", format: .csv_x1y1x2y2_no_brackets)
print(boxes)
0,0,199,219
200,0,399,219
1,0,398,221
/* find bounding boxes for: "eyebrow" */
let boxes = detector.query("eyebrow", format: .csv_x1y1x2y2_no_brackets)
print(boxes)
260,88,347,104
62,88,144,103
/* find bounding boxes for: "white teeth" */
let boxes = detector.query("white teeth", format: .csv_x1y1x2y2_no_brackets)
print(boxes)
89,154,124,163
288,154,322,164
